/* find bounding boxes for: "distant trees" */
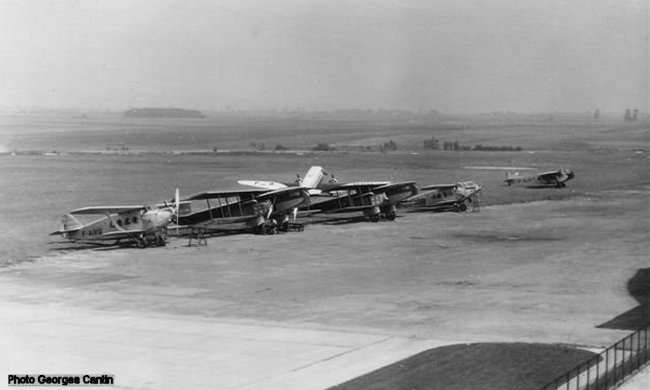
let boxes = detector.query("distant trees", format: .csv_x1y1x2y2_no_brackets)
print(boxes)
379,140,398,153
422,136,521,152
312,143,334,151
624,108,639,122
423,137,440,150
249,142,265,151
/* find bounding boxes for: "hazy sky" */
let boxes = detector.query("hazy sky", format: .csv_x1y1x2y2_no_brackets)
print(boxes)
0,0,647,113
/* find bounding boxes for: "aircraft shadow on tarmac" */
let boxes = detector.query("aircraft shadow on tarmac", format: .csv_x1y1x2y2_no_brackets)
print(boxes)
598,268,650,331
48,241,161,251
306,215,404,226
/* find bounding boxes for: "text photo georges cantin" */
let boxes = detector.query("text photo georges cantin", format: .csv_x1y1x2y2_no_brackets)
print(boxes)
8,374,114,386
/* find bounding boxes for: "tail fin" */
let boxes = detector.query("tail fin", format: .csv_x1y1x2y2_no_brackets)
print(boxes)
62,213,83,231
301,166,324,189
50,214,83,236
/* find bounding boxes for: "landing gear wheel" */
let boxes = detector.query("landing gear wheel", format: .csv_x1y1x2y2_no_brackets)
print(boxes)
370,214,380,222
386,212,396,221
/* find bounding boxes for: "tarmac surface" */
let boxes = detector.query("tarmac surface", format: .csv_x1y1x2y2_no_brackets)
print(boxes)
1,191,648,389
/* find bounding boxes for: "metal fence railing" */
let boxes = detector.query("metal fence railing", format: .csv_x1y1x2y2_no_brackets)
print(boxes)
541,325,650,390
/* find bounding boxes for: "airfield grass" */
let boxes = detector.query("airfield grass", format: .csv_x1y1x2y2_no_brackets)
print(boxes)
0,113,648,389
329,343,596,390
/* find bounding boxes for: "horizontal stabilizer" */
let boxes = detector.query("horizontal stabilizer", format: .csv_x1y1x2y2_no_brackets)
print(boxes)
49,228,80,236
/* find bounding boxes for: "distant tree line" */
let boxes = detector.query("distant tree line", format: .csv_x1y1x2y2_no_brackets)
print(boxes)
379,140,398,153
423,137,522,151
624,109,639,122
124,108,204,118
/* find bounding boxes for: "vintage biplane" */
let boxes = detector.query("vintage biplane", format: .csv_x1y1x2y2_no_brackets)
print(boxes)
239,167,417,221
503,167,574,188
303,181,418,221
50,190,180,248
176,186,310,242
401,181,482,212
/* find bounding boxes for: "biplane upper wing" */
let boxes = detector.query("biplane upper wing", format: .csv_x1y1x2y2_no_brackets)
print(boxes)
70,206,145,215
536,170,562,182
416,184,456,192
183,189,268,201
369,181,418,197
321,181,390,192
253,186,308,199
236,180,288,190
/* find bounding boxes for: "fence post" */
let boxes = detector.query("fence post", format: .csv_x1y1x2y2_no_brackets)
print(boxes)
621,336,630,380
637,330,641,371
595,354,599,390
605,347,610,388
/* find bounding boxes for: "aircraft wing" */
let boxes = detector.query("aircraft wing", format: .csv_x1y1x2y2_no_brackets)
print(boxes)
535,171,563,184
254,186,309,200
183,189,268,201
418,184,456,191
70,206,144,215
237,180,288,190
101,229,147,238
536,170,561,180
323,181,391,192
371,181,417,192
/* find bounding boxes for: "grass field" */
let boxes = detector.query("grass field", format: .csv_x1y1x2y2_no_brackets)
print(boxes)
0,112,648,389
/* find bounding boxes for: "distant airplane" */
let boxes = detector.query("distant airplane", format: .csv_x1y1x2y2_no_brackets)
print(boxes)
401,181,482,212
503,167,574,188
176,187,310,241
51,190,180,248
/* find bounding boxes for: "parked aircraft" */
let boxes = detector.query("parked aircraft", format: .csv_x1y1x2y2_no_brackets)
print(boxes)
240,166,417,221
51,190,179,248
176,187,310,240
305,181,418,221
503,167,574,188
402,181,482,212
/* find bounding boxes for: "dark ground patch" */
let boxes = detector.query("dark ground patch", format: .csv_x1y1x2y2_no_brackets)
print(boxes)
452,231,565,243
599,268,650,330
328,343,596,390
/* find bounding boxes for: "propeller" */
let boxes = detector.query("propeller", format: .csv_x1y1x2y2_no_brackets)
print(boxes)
266,202,274,220
174,188,180,234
